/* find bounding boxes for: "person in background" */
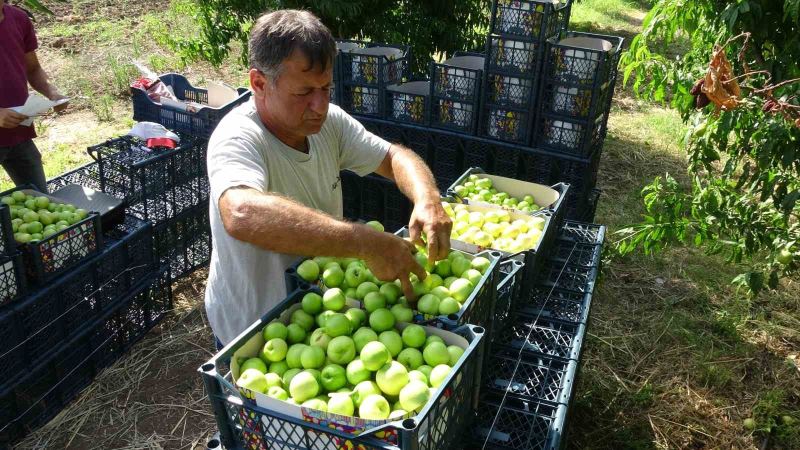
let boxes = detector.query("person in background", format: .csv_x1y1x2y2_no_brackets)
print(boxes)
0,0,68,192
205,9,452,347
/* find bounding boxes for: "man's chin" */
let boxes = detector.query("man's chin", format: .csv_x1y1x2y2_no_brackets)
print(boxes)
305,120,325,134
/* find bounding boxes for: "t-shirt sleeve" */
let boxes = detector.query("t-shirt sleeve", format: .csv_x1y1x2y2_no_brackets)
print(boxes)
335,108,391,176
207,135,268,205
19,9,38,53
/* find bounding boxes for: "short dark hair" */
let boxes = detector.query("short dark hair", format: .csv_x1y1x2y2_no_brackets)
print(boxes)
248,10,336,83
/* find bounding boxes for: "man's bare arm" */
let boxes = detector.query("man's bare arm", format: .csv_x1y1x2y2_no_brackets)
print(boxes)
374,145,452,263
219,187,425,299
25,52,68,112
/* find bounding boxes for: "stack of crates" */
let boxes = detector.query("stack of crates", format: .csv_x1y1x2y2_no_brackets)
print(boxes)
85,135,211,281
479,0,571,145
0,206,26,308
337,41,410,118
431,52,486,134
471,220,603,449
0,216,170,447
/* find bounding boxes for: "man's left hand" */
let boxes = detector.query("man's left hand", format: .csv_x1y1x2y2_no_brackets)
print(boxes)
408,200,452,264
49,93,69,113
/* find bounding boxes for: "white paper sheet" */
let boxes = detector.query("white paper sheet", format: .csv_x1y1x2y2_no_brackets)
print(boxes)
11,93,70,126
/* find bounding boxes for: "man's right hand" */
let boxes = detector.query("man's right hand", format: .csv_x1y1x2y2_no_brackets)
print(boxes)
0,109,28,129
360,228,427,304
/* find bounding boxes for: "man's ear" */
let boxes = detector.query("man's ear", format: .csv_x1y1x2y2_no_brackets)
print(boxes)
249,69,268,97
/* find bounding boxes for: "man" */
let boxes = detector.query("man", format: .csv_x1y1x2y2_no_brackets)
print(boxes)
0,0,68,192
206,10,452,346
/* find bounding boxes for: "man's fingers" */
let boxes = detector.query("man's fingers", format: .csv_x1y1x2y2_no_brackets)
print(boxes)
408,220,424,247
399,275,415,303
426,231,441,263
9,111,27,120
409,258,427,281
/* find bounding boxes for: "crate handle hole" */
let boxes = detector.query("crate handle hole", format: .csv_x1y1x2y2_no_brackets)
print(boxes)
206,438,221,449
402,418,417,430
201,363,215,372
490,251,502,258
473,326,485,334
447,313,459,321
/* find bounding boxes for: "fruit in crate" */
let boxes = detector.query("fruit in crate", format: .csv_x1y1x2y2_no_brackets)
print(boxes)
3,191,88,243
452,174,542,213
234,293,469,421
443,202,545,253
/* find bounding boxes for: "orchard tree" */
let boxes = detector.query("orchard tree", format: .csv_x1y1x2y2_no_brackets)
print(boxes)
618,0,800,293
169,0,488,75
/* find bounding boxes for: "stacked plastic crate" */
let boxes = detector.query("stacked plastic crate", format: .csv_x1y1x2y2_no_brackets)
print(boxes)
0,215,170,447
337,41,409,119
479,0,570,145
85,136,211,281
534,32,623,220
471,220,603,449
335,41,415,231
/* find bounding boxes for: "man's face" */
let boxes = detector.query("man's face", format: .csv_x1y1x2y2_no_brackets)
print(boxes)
251,50,333,139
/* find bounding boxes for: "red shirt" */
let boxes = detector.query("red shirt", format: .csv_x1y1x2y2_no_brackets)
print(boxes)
0,4,38,146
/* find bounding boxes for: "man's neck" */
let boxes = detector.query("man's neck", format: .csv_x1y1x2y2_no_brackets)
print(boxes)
256,102,308,153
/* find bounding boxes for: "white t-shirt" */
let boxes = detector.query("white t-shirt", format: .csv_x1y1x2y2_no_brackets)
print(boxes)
205,100,391,345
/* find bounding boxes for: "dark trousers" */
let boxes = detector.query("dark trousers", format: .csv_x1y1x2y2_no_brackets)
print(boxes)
0,139,48,193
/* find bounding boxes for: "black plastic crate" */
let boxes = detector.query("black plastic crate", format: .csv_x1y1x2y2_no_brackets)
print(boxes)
484,346,578,405
470,391,566,450
463,140,494,171
0,266,171,448
541,32,624,89
484,72,538,109
538,79,613,122
0,313,26,396
566,188,601,222
555,150,601,199
0,206,15,257
517,285,593,325
131,73,251,140
88,136,208,224
490,0,571,41
46,161,102,192
340,170,361,221
431,133,464,190
0,253,26,307
559,221,605,246
0,216,154,378
341,84,384,117
538,259,599,295
385,80,431,126
431,97,481,135
13,362,63,432
431,53,484,102
534,111,605,158
152,199,211,281
0,388,22,447
494,259,526,340
481,104,534,145
495,313,586,361
201,285,486,450
486,36,545,75
339,171,411,233
362,174,412,232
549,240,602,269
403,127,433,160
339,42,409,87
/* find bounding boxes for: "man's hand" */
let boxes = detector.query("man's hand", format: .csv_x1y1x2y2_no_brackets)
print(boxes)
0,109,28,129
409,201,453,264
360,228,427,303
49,93,69,113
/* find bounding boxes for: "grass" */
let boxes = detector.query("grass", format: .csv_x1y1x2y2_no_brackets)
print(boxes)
8,0,800,449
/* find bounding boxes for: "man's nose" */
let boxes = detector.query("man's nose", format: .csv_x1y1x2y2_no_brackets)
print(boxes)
308,89,329,115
